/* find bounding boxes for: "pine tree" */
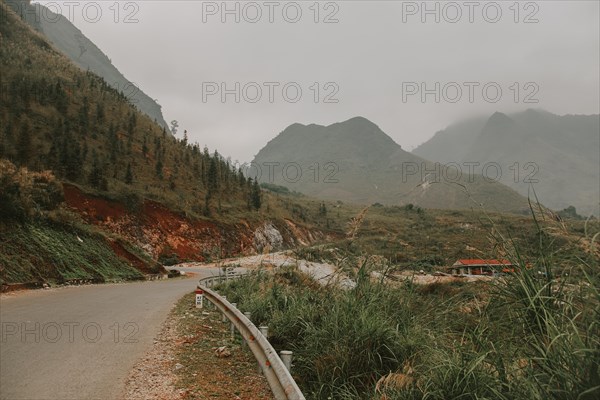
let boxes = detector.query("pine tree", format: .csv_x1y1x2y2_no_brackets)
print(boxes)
203,192,211,216
78,96,90,134
207,158,218,193
17,120,32,166
95,102,105,125
142,136,148,157
251,178,261,210
89,151,103,188
125,162,133,184
319,202,327,216
155,159,163,178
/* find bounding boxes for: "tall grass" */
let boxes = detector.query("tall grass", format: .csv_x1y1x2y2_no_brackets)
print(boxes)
218,202,599,399
219,266,430,399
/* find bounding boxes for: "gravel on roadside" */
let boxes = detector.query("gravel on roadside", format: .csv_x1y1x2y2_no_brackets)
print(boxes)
122,292,273,400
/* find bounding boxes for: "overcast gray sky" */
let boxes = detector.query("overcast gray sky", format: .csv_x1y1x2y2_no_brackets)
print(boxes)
36,0,599,163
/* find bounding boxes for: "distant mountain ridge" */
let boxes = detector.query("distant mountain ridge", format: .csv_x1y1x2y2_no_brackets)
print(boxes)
6,0,169,130
253,117,529,213
413,109,600,216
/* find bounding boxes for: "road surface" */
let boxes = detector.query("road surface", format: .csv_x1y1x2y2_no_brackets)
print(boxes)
0,268,220,400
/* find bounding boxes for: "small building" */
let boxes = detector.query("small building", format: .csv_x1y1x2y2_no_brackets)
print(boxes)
448,259,514,276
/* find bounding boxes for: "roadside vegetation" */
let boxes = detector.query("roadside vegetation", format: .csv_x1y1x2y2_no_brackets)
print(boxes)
0,159,161,287
172,293,273,399
217,209,600,399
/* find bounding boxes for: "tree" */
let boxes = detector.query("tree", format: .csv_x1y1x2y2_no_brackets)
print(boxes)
557,205,584,220
170,120,179,136
251,178,261,210
95,102,105,124
155,159,163,178
78,96,90,134
125,162,133,184
17,120,32,166
207,158,218,193
319,202,327,216
182,130,188,146
88,151,103,189
142,136,148,157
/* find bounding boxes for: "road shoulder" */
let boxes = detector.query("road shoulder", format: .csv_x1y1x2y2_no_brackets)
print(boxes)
122,292,272,400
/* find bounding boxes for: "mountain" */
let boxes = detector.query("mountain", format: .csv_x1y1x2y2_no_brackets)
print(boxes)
252,117,529,213
0,0,331,286
414,110,600,216
5,0,169,130
411,115,489,164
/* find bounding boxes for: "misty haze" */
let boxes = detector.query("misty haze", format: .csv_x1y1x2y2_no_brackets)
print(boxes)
1,1,598,399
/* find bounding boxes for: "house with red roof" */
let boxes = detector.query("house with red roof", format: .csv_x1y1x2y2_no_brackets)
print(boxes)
448,259,514,276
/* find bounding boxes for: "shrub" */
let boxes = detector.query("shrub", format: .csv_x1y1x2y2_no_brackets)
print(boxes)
0,159,63,221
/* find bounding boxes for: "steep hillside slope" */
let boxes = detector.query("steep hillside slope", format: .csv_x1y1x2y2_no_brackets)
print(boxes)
413,115,489,163
0,0,329,286
253,117,529,213
414,110,600,216
5,0,169,130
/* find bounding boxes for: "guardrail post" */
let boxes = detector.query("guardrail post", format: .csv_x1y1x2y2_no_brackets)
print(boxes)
230,302,237,339
198,285,305,399
259,325,269,339
258,325,269,373
243,312,251,347
280,351,293,372
221,296,228,322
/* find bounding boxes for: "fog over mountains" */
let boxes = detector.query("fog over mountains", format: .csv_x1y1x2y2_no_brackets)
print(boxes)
253,117,529,213
414,109,600,216
6,0,169,130
5,0,598,216
252,111,599,216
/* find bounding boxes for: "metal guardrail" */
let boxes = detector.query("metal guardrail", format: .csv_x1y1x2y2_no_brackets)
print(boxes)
198,273,306,400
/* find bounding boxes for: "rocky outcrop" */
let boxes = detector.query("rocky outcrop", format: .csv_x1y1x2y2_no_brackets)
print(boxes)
62,184,325,263
253,222,284,253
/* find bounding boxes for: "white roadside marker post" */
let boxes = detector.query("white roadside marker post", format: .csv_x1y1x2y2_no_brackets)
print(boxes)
195,289,204,308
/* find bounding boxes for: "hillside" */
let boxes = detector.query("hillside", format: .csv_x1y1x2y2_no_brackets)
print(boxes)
0,0,330,287
414,110,600,216
253,117,529,213
5,0,169,130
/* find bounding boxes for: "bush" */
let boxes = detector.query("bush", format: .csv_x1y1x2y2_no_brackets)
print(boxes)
158,252,180,266
0,159,63,221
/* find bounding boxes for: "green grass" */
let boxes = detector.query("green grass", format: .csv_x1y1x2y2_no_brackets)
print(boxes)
0,221,144,285
216,210,600,400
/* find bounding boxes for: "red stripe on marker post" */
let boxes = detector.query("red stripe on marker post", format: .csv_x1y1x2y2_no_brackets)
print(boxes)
195,289,204,308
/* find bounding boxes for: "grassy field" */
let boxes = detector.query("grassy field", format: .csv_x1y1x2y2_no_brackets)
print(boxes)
216,211,600,399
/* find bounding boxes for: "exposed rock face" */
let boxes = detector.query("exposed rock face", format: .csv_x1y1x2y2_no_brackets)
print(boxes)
253,222,284,253
62,184,323,263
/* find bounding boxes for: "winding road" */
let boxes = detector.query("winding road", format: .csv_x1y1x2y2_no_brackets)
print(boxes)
0,267,221,400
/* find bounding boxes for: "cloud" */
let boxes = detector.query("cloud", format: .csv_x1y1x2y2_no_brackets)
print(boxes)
36,1,599,162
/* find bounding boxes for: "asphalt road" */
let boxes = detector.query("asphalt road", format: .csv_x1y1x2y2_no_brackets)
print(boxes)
0,268,221,400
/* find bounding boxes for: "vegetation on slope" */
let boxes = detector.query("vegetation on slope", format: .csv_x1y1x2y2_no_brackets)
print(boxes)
0,159,161,286
218,213,599,399
252,117,530,213
0,0,261,220
413,110,600,216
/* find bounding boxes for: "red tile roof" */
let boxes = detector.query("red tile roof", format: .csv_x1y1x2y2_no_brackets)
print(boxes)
454,259,512,266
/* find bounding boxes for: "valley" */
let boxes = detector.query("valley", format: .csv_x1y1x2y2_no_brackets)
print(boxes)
0,1,598,399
